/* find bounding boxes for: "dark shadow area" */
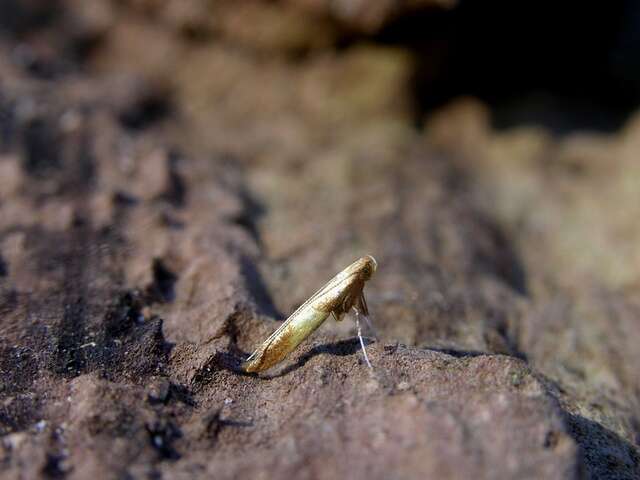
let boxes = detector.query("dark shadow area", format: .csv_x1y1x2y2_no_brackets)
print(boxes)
266,337,374,378
146,259,178,304
0,252,7,277
426,347,487,359
564,413,640,479
104,290,145,338
471,215,528,296
0,393,41,435
376,0,640,134
118,90,172,132
202,408,253,445
21,117,62,177
239,255,282,319
112,190,140,208
192,350,255,384
158,150,187,208
229,185,266,246
218,153,267,246
197,337,374,380
146,419,182,461
166,383,197,407
426,343,528,362
631,416,640,447
0,94,15,152
42,453,69,479
493,320,528,362
0,0,60,36
148,382,197,407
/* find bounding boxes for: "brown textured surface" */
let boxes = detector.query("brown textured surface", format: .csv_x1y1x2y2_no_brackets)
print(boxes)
1,1,640,479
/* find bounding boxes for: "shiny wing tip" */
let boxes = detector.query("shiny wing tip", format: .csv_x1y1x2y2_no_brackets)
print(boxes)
243,355,265,372
242,360,257,373
241,349,260,372
242,354,261,373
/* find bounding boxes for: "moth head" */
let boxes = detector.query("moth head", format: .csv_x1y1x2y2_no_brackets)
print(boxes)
359,255,377,281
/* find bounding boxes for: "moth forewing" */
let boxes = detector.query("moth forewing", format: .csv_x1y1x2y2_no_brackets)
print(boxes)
242,255,377,373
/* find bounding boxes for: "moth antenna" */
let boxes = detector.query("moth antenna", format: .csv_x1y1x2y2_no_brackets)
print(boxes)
355,312,373,369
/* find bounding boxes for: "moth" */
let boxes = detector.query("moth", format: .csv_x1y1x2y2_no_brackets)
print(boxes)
243,255,378,373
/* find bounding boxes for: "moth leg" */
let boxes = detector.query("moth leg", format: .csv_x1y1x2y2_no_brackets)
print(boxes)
356,292,369,316
353,299,378,339
355,311,373,369
332,311,345,322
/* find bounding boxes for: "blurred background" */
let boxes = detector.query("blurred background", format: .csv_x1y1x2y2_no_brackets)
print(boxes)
1,1,640,479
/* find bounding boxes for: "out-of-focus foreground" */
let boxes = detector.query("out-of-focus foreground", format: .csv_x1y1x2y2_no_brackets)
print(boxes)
1,1,639,479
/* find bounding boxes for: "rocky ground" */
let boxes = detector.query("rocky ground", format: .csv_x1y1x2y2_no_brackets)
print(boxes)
1,1,639,479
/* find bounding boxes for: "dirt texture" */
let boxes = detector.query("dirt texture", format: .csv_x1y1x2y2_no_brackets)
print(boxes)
1,1,639,479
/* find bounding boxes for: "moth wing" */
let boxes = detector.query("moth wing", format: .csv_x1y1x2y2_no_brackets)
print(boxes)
245,269,359,362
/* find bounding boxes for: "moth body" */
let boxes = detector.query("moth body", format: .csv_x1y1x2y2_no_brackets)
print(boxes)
243,255,377,373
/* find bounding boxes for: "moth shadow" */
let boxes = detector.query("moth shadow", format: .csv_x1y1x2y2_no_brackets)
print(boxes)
265,337,374,378
426,347,487,358
196,349,256,380
426,346,529,362
211,338,373,380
